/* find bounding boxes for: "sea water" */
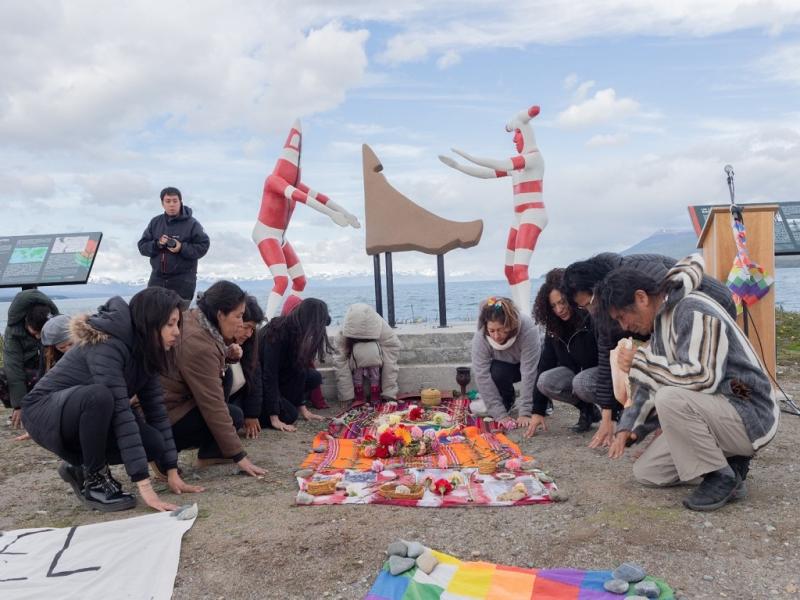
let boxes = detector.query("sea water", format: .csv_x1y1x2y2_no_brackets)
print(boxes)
2,269,799,330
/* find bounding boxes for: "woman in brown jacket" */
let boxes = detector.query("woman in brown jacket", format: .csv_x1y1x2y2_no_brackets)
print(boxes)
160,280,266,477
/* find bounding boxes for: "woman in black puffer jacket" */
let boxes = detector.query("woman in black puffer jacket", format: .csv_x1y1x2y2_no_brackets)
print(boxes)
22,287,203,512
530,268,600,435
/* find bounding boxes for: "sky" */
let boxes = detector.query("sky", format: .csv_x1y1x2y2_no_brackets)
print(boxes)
1,1,799,284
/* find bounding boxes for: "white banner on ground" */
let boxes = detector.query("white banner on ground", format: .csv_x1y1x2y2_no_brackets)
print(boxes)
0,504,197,600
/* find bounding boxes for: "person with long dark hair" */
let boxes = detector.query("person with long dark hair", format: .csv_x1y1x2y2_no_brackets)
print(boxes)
161,281,266,476
258,297,331,432
529,269,600,435
21,287,202,512
224,295,265,439
470,296,541,430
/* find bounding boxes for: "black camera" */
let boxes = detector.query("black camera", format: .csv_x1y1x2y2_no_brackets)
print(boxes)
165,237,178,249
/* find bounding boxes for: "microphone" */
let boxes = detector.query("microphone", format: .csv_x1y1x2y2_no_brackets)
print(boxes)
724,164,734,176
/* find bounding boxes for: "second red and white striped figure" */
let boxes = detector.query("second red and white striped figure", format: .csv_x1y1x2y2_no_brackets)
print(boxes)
253,119,361,318
439,105,546,311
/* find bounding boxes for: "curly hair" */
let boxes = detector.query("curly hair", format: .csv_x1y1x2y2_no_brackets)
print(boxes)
533,268,584,339
477,296,519,338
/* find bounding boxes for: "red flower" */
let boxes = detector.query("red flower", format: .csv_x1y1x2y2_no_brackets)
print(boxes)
408,407,424,421
375,446,390,459
379,431,398,446
433,478,453,497
364,434,375,442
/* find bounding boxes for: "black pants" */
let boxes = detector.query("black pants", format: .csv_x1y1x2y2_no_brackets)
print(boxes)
262,368,321,428
60,384,168,472
148,273,196,303
490,360,520,411
171,405,244,459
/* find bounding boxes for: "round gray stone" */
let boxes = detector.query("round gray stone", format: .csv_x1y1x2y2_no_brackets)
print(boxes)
387,540,408,557
612,562,646,582
388,555,416,576
634,580,660,598
603,578,630,594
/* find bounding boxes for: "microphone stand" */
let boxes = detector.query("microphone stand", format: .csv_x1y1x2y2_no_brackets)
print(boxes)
726,167,749,336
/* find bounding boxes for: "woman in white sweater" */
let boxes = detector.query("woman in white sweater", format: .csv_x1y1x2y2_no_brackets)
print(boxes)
471,296,541,431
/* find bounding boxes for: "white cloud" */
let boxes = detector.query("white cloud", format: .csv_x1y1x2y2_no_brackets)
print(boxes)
563,73,579,90
757,43,800,85
0,5,370,149
378,1,800,65
586,133,631,147
557,88,640,128
437,50,462,69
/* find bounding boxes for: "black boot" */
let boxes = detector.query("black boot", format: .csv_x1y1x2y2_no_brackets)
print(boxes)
81,466,136,512
58,462,85,500
571,402,601,433
682,468,742,512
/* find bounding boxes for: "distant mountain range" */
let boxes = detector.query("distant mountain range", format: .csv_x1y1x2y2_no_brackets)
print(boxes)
2,229,797,301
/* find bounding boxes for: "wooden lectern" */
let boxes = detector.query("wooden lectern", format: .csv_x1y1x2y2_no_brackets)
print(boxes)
696,204,778,380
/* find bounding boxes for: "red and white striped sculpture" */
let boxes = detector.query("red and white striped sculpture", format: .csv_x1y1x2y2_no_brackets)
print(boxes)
439,105,546,311
253,120,360,318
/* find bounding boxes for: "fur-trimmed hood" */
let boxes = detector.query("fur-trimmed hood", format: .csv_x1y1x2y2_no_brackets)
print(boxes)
70,296,134,350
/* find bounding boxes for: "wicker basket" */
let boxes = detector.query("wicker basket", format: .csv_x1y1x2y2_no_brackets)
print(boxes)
478,459,497,474
306,479,338,496
378,482,425,500
420,388,442,407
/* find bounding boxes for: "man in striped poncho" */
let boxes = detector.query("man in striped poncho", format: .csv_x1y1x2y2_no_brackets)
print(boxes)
595,254,779,511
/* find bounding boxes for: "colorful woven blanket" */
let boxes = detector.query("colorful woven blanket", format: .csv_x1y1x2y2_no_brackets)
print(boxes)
301,426,526,472
296,467,554,507
366,549,675,599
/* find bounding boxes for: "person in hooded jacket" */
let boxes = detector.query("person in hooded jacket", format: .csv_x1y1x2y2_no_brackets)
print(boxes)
2,289,59,428
21,287,203,512
333,303,401,405
529,268,600,435
137,186,210,301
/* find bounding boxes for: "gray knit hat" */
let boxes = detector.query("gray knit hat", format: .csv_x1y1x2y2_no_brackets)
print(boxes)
41,314,72,346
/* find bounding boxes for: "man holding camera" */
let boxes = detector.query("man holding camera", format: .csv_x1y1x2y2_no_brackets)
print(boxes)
138,187,210,302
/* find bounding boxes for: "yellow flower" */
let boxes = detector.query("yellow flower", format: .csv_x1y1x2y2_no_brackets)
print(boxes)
388,414,401,426
377,423,389,434
397,428,412,445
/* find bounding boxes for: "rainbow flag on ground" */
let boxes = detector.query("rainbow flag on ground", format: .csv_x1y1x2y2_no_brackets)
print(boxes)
366,549,675,600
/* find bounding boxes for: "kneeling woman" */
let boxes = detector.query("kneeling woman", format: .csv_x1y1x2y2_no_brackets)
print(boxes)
258,298,331,432
21,288,202,512
530,268,600,434
162,281,266,477
471,296,541,432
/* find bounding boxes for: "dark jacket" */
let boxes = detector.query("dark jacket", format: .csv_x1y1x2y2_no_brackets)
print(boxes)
259,334,306,417
21,297,177,482
3,290,59,407
160,309,245,461
137,205,210,278
532,313,598,416
593,252,737,409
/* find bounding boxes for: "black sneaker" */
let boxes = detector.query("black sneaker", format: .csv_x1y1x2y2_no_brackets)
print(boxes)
58,462,85,499
81,466,136,512
682,470,742,512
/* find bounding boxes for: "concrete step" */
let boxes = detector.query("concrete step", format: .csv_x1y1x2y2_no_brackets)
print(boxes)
318,322,478,403
318,363,478,403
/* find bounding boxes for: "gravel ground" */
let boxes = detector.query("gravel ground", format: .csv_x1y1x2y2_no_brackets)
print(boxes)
1,369,799,600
